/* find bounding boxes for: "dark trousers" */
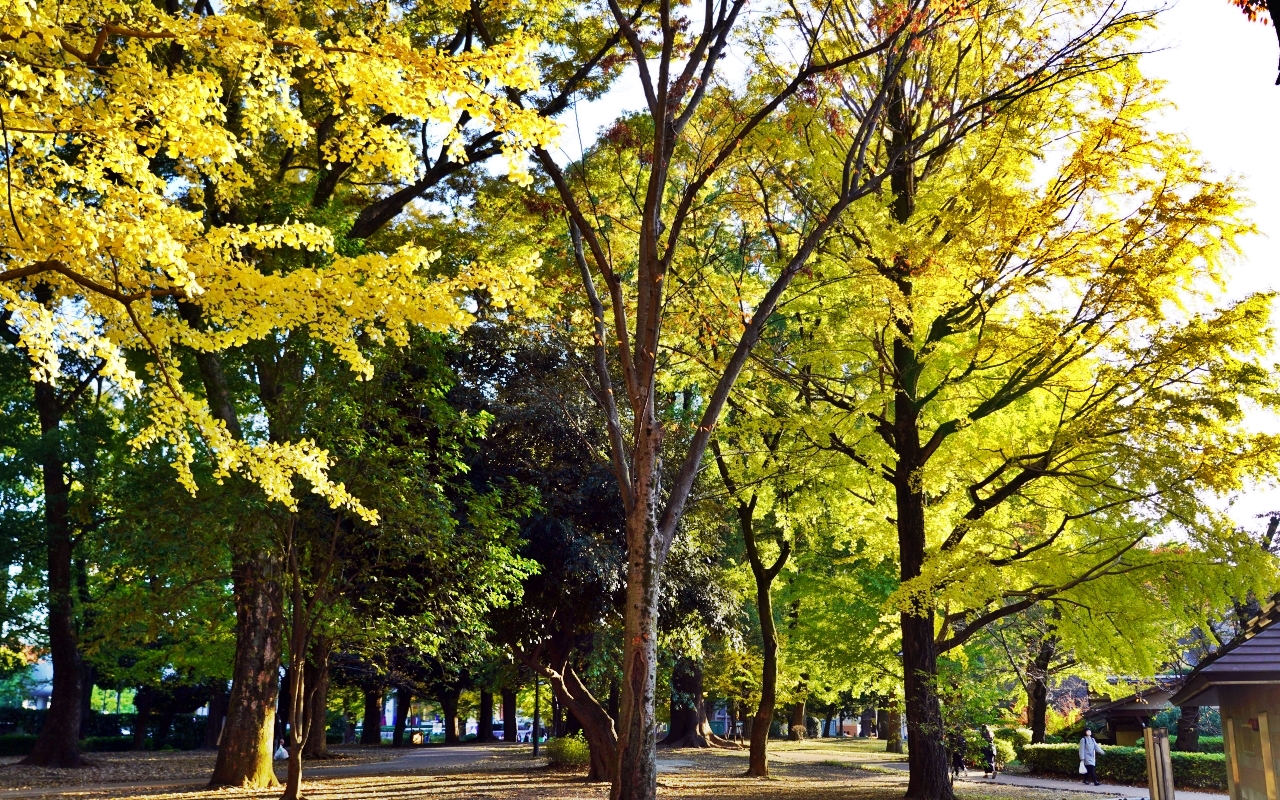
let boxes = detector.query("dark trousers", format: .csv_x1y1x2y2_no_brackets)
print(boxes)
1084,763,1098,784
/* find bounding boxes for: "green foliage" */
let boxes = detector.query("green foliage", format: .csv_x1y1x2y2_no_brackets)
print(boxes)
544,734,591,768
1022,743,1227,789
996,727,1034,759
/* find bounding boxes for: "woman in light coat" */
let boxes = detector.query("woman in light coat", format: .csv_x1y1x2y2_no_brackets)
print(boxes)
1079,728,1104,786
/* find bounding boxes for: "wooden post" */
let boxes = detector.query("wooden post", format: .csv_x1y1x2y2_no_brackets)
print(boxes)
1144,727,1176,800
1227,718,1242,800
1260,713,1277,800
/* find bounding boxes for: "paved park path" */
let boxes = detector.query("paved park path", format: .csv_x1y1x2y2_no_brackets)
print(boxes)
0,743,510,799
868,760,1228,800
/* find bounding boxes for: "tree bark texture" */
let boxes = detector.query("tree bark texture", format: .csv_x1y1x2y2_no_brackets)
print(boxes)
1174,707,1200,752
23,380,85,768
502,688,518,743
360,688,382,745
612,459,663,800
208,551,283,788
478,690,497,742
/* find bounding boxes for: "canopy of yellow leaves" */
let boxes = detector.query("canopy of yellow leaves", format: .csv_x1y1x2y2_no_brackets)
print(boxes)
0,0,557,520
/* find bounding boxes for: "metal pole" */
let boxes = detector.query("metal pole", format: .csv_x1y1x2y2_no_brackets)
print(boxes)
532,678,540,757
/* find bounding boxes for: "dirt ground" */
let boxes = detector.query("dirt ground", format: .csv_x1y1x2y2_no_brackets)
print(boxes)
0,746,398,792
0,740,1100,800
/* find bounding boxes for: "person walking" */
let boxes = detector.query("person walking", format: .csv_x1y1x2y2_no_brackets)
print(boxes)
1079,728,1105,786
981,727,997,779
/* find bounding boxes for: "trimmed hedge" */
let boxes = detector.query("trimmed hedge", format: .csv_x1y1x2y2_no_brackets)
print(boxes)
0,734,36,756
0,733,135,756
1022,743,1226,790
1172,736,1224,754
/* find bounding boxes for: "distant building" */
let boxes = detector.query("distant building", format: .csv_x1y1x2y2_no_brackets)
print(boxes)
21,660,50,710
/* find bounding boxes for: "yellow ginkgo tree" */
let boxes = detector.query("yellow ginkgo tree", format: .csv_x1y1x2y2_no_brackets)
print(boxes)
0,0,557,774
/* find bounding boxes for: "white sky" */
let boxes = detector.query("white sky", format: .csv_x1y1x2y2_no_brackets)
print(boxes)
1141,2,1280,528
549,2,1280,530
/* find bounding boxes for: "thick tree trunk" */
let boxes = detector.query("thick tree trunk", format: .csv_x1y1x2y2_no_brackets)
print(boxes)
554,667,617,781
1174,707,1201,752
788,700,807,741
478,690,497,742
392,688,411,747
552,693,563,738
302,646,331,758
886,705,904,754
132,689,153,751
208,551,283,788
23,380,85,768
177,326,283,790
360,688,382,745
658,659,731,749
502,688,518,743
1028,636,1056,744
440,687,460,744
660,657,700,747
203,685,229,750
822,712,833,738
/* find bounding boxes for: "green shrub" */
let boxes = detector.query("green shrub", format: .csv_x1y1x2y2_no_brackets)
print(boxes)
1021,743,1226,790
994,738,1017,766
83,736,132,752
1170,736,1223,754
544,734,591,768
0,733,36,756
996,727,1033,758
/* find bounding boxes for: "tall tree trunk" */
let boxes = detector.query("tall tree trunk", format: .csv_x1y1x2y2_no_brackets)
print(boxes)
1028,636,1056,744
502,688,518,743
360,688,382,745
23,380,85,768
302,642,331,758
280,546,311,800
208,550,283,788
613,468,663,800
552,693,563,738
712,444,788,777
788,699,807,741
440,687,461,744
392,688,411,747
203,685,229,750
478,690,497,742
176,317,284,790
822,712,833,738
886,704,903,754
132,689,153,751
1174,707,1201,752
